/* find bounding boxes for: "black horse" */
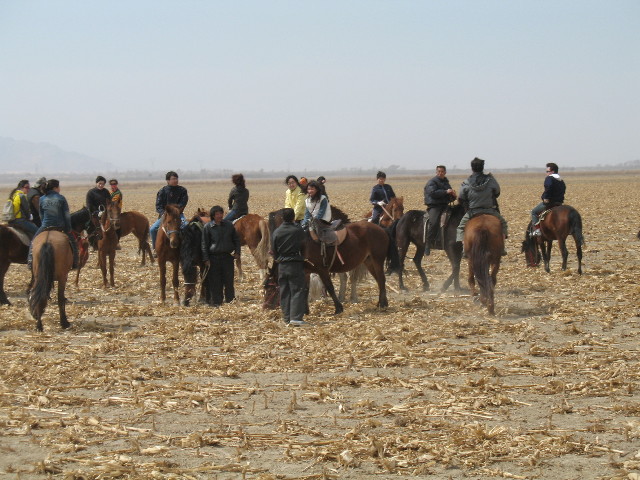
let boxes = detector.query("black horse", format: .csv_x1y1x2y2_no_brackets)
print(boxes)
180,212,210,306
391,203,465,292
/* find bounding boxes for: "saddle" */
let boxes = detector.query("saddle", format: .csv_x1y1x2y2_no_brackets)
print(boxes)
423,206,452,248
539,203,563,223
309,219,347,246
7,226,32,246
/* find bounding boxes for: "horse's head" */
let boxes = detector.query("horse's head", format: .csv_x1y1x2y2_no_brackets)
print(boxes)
521,224,541,267
391,196,404,220
262,263,280,310
105,201,121,230
162,204,182,249
190,208,210,225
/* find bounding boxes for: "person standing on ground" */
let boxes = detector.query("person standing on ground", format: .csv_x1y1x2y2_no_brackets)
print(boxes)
150,171,189,251
530,163,566,236
201,205,241,306
271,207,307,326
224,173,249,222
423,165,456,255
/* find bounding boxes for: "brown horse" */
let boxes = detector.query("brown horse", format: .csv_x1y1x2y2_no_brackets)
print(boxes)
522,205,584,274
0,225,29,305
464,214,504,315
156,204,182,304
97,201,120,287
264,221,400,314
119,211,154,265
29,230,74,331
233,214,270,281
364,196,404,227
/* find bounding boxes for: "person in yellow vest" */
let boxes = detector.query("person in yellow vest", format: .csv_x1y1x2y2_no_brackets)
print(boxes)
284,175,306,223
7,180,38,237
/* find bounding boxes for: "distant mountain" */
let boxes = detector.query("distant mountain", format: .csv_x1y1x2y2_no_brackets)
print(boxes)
0,137,115,175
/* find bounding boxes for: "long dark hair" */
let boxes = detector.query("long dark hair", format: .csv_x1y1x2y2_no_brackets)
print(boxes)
45,179,60,193
232,173,245,188
306,180,323,201
8,179,29,199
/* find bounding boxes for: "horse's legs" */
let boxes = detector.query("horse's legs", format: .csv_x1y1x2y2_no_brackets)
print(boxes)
338,272,347,302
364,257,388,309
349,270,359,303
99,250,108,287
74,267,81,287
0,261,10,305
413,245,429,292
109,251,115,287
317,269,343,314
236,253,243,282
58,279,70,329
541,239,552,273
574,234,583,275
442,241,462,292
467,260,477,298
171,259,180,304
159,260,167,302
396,233,410,291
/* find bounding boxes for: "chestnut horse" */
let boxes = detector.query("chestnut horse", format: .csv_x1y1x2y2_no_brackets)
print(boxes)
233,214,270,281
521,205,584,274
264,221,400,314
391,204,465,292
119,211,154,265
180,209,210,306
364,196,404,227
156,204,182,303
29,230,74,331
97,201,120,287
464,214,504,315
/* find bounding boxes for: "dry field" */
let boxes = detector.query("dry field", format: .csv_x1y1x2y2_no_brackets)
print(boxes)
1,172,639,479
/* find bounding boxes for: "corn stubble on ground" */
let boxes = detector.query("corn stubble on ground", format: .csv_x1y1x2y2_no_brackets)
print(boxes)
1,172,640,479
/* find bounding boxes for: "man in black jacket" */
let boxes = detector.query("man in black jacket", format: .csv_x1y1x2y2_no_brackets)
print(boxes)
271,208,307,326
150,171,189,251
201,205,241,306
423,165,457,255
86,176,111,215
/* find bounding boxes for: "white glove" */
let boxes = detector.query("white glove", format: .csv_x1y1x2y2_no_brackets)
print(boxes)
377,200,385,206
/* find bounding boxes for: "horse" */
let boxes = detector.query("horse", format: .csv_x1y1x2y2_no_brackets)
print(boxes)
119,211,154,265
521,205,584,274
97,201,120,287
364,196,404,227
69,206,102,286
464,214,504,315
29,230,74,331
180,209,210,306
391,203,465,292
264,221,400,314
156,204,182,304
268,205,364,303
232,214,270,281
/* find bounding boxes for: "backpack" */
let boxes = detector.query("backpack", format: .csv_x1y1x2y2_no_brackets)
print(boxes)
2,198,15,222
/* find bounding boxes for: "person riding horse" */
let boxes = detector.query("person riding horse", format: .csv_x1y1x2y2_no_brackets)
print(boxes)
225,173,249,222
369,171,396,225
150,171,189,252
6,180,38,237
423,165,456,255
531,162,566,236
28,177,47,227
456,157,508,256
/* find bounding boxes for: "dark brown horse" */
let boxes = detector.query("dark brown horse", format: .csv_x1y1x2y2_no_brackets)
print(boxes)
233,214,270,281
364,196,404,227
391,204,465,292
119,211,154,265
180,209,210,306
264,221,400,314
156,204,182,304
98,201,120,287
522,205,584,274
29,230,74,331
464,214,504,315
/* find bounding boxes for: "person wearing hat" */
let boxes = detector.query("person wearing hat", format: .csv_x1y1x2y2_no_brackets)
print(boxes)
28,177,47,227
456,157,508,255
369,171,396,225
298,176,309,194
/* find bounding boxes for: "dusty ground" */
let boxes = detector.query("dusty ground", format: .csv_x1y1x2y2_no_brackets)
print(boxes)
1,172,639,479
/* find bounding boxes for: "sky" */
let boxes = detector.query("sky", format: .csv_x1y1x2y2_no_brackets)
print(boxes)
1,0,639,172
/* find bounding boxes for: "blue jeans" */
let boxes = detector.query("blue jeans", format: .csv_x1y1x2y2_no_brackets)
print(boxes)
223,210,244,222
531,202,547,226
150,213,187,249
10,218,38,237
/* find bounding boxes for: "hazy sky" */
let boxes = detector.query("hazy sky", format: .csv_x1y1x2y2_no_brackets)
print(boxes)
1,0,638,172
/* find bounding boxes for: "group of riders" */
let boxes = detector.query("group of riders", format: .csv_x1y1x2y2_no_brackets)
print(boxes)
4,158,566,279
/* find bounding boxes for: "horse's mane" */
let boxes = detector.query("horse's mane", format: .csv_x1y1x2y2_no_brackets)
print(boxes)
165,204,181,217
330,205,351,224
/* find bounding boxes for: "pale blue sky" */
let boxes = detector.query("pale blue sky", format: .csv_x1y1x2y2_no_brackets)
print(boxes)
1,0,638,172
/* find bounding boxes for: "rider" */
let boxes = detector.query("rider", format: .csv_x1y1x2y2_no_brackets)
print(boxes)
27,177,47,227
7,180,38,237
284,175,306,223
109,179,123,249
224,173,249,222
369,171,396,225
301,180,331,229
531,163,566,236
423,165,456,255
150,171,189,252
86,176,111,216
28,179,79,269
456,157,508,255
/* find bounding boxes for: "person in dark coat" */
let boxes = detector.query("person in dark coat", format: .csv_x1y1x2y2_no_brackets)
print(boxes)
150,171,189,250
27,177,47,227
531,162,566,236
271,208,307,326
368,171,396,225
85,176,111,215
224,173,249,222
201,205,241,306
423,165,456,255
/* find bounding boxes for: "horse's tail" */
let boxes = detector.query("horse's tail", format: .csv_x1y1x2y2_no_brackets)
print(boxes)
29,241,55,321
384,223,401,274
568,208,585,246
471,229,493,304
253,218,270,270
